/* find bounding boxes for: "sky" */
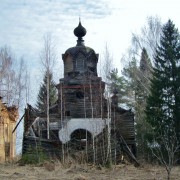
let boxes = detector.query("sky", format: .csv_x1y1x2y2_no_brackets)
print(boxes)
0,0,180,106
1,0,179,154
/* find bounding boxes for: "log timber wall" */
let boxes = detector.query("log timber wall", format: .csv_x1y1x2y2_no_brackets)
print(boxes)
0,97,18,162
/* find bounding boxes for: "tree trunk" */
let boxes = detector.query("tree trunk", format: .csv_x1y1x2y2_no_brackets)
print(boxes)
47,69,50,139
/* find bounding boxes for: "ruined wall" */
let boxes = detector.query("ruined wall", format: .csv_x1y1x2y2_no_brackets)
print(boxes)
0,97,18,162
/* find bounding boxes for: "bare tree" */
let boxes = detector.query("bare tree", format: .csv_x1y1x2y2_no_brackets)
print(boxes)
39,33,57,139
131,16,162,60
0,46,28,109
102,44,114,166
0,46,15,105
14,58,29,108
0,46,30,156
119,17,162,160
102,43,113,86
121,16,162,75
24,66,31,105
150,129,180,180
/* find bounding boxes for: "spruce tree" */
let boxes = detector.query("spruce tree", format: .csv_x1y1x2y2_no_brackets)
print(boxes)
138,48,152,101
108,68,128,104
121,57,139,108
108,49,153,159
135,48,152,160
36,71,57,112
146,20,180,155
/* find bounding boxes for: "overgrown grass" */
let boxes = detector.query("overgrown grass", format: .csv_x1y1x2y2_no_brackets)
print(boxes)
20,145,49,164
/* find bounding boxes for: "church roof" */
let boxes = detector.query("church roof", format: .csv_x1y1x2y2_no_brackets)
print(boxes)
63,20,97,59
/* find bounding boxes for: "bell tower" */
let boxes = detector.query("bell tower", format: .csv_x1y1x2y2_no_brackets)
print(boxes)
56,20,105,119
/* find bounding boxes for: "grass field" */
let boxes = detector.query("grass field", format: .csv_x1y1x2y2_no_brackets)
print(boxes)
0,161,179,180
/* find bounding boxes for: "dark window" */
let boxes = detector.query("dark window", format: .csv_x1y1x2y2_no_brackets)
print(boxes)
65,111,70,116
88,67,95,72
5,142,10,157
76,91,84,99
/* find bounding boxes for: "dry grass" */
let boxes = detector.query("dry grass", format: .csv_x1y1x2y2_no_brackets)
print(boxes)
0,162,179,180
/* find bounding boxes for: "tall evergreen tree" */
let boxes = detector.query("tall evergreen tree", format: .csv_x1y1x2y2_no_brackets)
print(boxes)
108,49,153,159
135,48,152,160
109,49,152,110
146,20,180,153
121,57,139,108
36,71,57,112
138,48,152,101
108,68,128,104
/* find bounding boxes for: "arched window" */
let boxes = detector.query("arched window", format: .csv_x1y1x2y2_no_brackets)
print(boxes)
76,53,85,72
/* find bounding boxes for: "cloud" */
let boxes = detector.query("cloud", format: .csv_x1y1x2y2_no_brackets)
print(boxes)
60,0,111,18
0,0,112,55
0,0,114,104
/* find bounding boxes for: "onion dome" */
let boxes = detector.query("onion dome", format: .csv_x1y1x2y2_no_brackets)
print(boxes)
74,20,87,46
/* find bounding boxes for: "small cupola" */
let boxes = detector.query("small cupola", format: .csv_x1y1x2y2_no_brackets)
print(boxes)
62,20,99,78
74,19,87,46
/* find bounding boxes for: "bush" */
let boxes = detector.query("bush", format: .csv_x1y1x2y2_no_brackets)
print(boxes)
21,144,49,164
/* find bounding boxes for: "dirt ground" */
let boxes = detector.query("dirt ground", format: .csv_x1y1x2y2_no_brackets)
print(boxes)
0,162,179,180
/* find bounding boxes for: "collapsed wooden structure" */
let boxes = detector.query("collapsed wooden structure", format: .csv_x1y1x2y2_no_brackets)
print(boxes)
0,96,18,162
20,21,137,165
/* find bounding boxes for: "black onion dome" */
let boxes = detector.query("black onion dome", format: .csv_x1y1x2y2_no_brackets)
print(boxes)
74,21,86,38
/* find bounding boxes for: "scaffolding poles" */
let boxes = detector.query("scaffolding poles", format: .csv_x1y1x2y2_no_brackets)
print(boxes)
60,83,65,163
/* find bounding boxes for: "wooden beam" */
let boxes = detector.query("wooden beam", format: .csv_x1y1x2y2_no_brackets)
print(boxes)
12,113,24,134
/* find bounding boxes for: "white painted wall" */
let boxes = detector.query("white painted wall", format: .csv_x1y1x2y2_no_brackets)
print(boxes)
59,118,110,143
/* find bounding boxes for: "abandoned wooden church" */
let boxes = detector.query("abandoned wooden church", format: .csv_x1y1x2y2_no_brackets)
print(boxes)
20,21,137,164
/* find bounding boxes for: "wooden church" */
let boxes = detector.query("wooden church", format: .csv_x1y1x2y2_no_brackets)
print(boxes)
21,21,137,165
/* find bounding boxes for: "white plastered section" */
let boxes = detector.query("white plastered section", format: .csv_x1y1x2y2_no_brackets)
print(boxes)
59,118,110,144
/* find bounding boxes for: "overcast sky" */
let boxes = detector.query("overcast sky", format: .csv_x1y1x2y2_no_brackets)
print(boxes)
0,0,180,105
